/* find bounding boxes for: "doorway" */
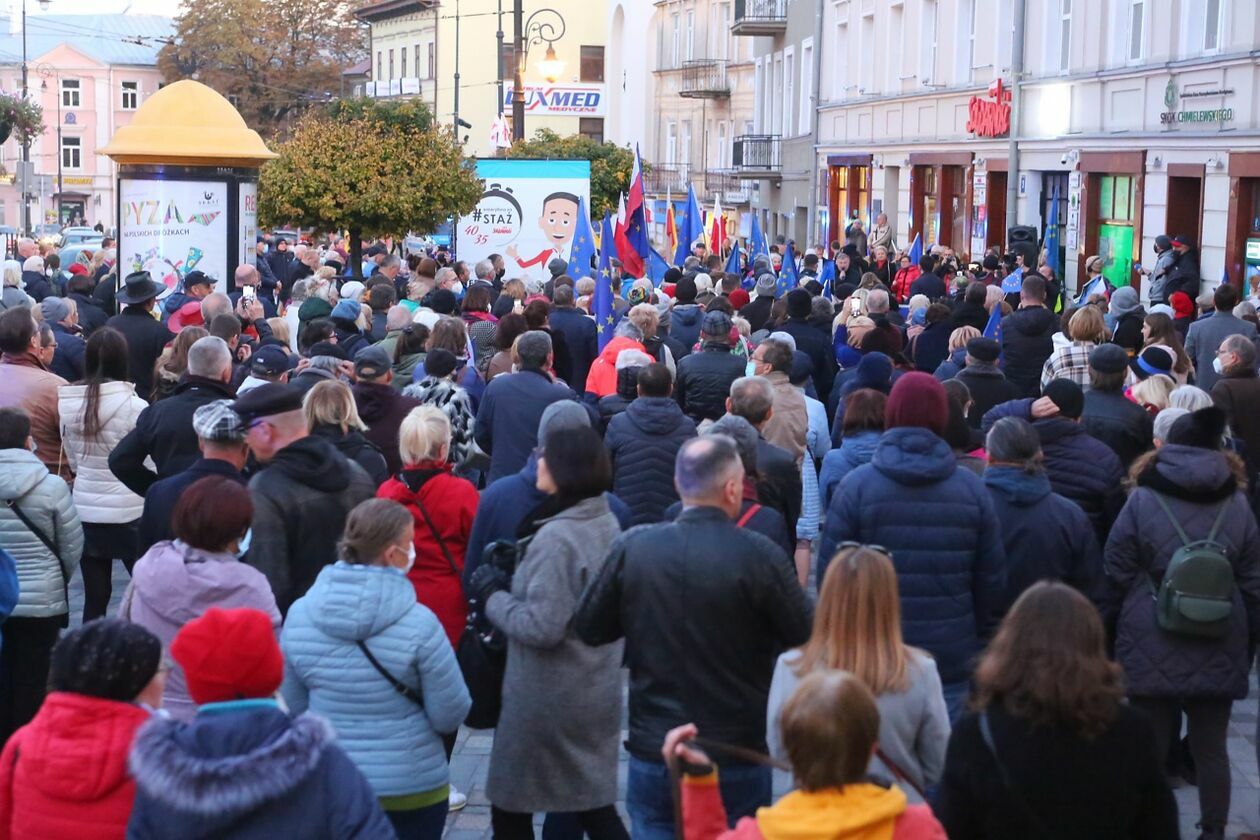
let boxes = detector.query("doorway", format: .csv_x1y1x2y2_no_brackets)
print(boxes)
1166,173,1203,246
986,171,1008,251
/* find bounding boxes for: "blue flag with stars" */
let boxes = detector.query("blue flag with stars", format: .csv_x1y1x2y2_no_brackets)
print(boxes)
595,211,621,350
567,197,598,280
749,214,769,263
819,259,837,299
646,247,672,286
672,186,705,267
777,241,799,297
725,242,742,276
906,232,923,266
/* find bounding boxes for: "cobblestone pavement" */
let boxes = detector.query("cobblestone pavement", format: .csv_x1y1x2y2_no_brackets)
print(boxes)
74,562,1260,839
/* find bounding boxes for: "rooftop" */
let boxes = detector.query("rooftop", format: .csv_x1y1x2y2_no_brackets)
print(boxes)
0,13,173,68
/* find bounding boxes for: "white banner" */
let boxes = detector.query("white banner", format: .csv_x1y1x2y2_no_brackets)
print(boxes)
120,179,229,295
239,181,257,272
502,83,607,116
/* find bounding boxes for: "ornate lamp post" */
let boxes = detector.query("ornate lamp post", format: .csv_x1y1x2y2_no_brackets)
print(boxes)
511,6,566,141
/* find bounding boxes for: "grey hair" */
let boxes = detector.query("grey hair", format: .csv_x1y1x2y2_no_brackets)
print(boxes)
614,320,644,341
1222,333,1257,370
186,336,232,379
1153,407,1190,444
1169,385,1214,412
475,259,495,280
385,305,414,331
289,279,309,303
435,267,458,285
811,297,835,320
728,376,774,425
517,330,552,369
1234,301,1258,320
674,435,742,500
866,289,890,313
2,260,20,288
200,293,233,322
380,254,401,270
985,417,1043,474
706,414,759,474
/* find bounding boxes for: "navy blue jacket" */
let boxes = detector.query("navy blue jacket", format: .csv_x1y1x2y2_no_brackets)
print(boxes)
549,307,598,397
47,321,85,383
462,452,632,587
983,466,1102,608
473,368,577,484
999,306,1058,398
670,304,705,350
908,272,946,301
780,317,836,402
605,396,697,525
128,704,393,839
820,427,1006,684
137,457,247,554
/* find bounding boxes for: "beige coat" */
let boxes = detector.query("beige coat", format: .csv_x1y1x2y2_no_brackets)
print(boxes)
762,370,808,463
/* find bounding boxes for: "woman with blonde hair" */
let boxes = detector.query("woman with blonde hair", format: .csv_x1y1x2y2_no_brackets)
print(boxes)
265,317,290,348
627,302,675,375
934,326,981,381
0,260,31,312
303,379,388,486
767,545,950,798
1129,373,1175,417
151,326,209,402
297,267,337,328
1041,306,1134,391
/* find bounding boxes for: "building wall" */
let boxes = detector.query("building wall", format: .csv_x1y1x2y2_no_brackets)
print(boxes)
361,7,438,108
607,0,653,150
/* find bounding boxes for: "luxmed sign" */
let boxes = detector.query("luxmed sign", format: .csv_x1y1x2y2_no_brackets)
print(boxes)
503,84,607,116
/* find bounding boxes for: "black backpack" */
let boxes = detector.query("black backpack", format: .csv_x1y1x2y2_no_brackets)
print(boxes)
1147,493,1235,638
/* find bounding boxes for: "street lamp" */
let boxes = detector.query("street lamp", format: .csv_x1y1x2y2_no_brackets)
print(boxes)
37,65,59,227
511,6,565,141
20,0,52,235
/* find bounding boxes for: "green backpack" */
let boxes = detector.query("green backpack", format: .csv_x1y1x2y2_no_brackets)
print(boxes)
1148,493,1235,639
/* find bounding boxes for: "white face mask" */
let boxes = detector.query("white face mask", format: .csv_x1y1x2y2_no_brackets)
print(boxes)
402,543,416,574
448,281,464,297
745,360,757,377
236,528,252,558
1213,355,1225,375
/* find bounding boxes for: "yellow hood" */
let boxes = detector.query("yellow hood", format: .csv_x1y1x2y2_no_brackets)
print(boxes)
756,784,906,840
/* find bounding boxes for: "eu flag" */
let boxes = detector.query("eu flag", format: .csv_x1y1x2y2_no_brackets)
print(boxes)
777,241,799,297
819,259,837,299
567,197,598,280
749,214,769,263
646,247,672,286
595,211,621,349
906,232,923,266
724,242,742,276
1044,187,1061,277
672,186,705,267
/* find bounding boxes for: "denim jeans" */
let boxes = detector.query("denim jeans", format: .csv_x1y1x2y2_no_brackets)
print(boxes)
940,680,971,724
384,799,448,840
626,755,771,840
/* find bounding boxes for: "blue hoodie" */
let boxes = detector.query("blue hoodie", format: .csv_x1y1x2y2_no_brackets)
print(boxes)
818,429,880,508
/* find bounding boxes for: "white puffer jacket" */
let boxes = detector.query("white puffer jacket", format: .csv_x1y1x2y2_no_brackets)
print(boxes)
58,381,147,523
0,448,83,617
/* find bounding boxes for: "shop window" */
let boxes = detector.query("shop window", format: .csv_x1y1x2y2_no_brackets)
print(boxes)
1098,175,1135,223
579,118,604,144
581,46,604,82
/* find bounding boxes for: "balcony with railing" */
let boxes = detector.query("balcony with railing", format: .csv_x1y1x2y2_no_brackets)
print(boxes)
703,170,752,205
732,0,787,36
679,59,729,98
644,164,688,195
732,135,782,177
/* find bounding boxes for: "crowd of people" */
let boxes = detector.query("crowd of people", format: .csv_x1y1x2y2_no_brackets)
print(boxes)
0,223,1254,840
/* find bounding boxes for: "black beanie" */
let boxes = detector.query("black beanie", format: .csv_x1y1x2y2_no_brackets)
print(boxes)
786,288,812,319
675,275,697,303
1167,406,1227,451
49,618,163,702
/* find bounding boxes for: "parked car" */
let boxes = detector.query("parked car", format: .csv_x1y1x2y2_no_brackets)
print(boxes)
60,227,103,247
32,223,62,245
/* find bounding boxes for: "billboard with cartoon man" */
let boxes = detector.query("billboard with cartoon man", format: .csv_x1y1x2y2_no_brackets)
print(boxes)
456,159,591,287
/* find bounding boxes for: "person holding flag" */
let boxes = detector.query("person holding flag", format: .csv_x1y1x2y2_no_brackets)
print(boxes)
672,186,705,268
614,146,652,279
776,241,800,298
724,241,742,278
594,211,623,351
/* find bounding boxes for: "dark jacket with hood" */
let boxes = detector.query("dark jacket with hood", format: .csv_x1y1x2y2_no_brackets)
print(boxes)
675,341,746,422
999,306,1058,398
246,435,376,613
740,295,774,334
1082,388,1153,469
910,320,952,374
670,302,705,350
780,317,836,402
820,427,1006,684
106,306,176,401
949,300,990,333
955,362,1018,429
352,381,420,477
47,320,86,383
109,376,236,497
22,270,51,302
1164,247,1201,303
309,423,388,487
596,367,637,432
984,466,1102,607
575,505,812,760
67,291,107,336
330,320,369,359
982,399,1125,545
550,306,598,394
605,396,697,525
1104,444,1260,699
933,347,968,382
127,705,393,839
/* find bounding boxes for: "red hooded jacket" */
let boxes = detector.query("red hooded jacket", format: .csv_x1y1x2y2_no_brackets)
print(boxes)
0,692,151,840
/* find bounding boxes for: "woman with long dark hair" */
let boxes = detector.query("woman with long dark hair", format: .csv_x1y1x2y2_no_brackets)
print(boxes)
1142,311,1193,385
936,582,1178,839
57,326,147,621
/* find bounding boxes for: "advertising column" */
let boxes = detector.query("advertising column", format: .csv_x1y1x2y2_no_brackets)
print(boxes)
119,178,229,295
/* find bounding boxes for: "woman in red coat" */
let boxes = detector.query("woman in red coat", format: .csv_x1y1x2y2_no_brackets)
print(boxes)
377,405,480,649
0,618,165,840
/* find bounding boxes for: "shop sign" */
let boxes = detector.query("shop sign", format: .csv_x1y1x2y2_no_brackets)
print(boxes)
502,84,607,116
1065,178,1082,253
1160,80,1234,125
966,79,1011,138
970,172,987,258
1246,238,1260,264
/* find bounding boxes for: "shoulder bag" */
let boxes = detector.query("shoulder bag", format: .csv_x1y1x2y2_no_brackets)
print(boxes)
4,499,69,621
357,640,424,707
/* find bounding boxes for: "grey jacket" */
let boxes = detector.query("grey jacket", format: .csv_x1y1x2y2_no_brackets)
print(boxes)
767,648,950,801
484,495,624,813
0,448,83,617
1185,312,1258,391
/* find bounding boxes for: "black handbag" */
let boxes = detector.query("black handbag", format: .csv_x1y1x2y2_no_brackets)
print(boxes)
455,537,524,729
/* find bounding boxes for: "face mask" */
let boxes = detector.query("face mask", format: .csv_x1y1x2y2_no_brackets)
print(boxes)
402,543,416,574
448,281,464,297
1213,356,1225,374
236,528,252,558
745,360,757,377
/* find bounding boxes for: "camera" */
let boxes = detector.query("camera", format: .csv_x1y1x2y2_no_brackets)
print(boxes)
1060,153,1070,165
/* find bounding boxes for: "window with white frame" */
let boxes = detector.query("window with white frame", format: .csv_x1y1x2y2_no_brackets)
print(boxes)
834,19,849,99
666,121,677,165
1204,0,1223,52
960,0,977,83
415,45,421,77
121,81,138,110
716,121,727,168
401,46,407,78
672,14,680,68
888,3,904,90
60,79,80,108
61,136,81,169
1058,0,1072,72
753,58,764,132
784,47,795,136
1127,0,1145,62
800,38,813,134
920,0,937,84
859,12,873,92
685,11,694,61
772,53,783,134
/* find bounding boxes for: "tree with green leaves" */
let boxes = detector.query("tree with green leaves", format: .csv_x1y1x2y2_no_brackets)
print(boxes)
505,129,645,218
258,98,482,278
158,0,365,136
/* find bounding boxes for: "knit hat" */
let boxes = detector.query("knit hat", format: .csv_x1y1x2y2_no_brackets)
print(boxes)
1042,378,1085,419
339,280,365,303
192,399,246,442
615,348,653,370
1167,406,1226,450
538,399,590,438
701,309,732,337
1170,291,1195,320
1108,286,1141,318
786,288,812,319
67,262,89,277
706,413,759,474
675,275,698,303
728,288,750,310
38,296,70,324
424,347,458,379
851,351,893,393
1132,345,1174,380
663,267,683,286
754,273,777,298
1147,303,1176,319
1088,343,1130,375
331,298,361,322
48,618,162,702
884,372,949,436
171,607,283,705
627,286,650,305
1155,234,1173,252
966,336,1001,363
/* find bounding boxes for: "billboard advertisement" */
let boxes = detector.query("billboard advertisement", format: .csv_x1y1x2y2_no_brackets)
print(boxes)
457,159,591,288
239,181,257,268
502,84,607,116
120,178,229,294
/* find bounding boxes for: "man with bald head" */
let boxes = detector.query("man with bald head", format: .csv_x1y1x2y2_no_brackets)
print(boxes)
230,263,279,319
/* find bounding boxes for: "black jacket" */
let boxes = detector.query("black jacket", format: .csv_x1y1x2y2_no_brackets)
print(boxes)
757,437,802,540
999,306,1058,398
780,317,836,402
1110,312,1145,356
955,363,1018,429
109,376,236,497
309,423,388,487
740,296,774,333
1081,389,1153,469
1164,247,1201,303
908,272,946,301
246,436,376,614
549,307,598,396
605,396,697,525
675,342,746,422
136,457,247,554
474,368,578,484
909,320,953,373
936,704,1178,840
595,367,636,433
105,306,175,401
575,505,812,759
949,300,990,333
22,270,51,302
67,292,108,336
47,321,85,383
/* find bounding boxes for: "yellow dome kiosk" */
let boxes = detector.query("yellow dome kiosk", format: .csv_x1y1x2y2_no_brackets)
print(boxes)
101,79,277,296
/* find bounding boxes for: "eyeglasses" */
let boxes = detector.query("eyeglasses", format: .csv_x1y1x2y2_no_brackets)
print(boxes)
836,541,891,557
